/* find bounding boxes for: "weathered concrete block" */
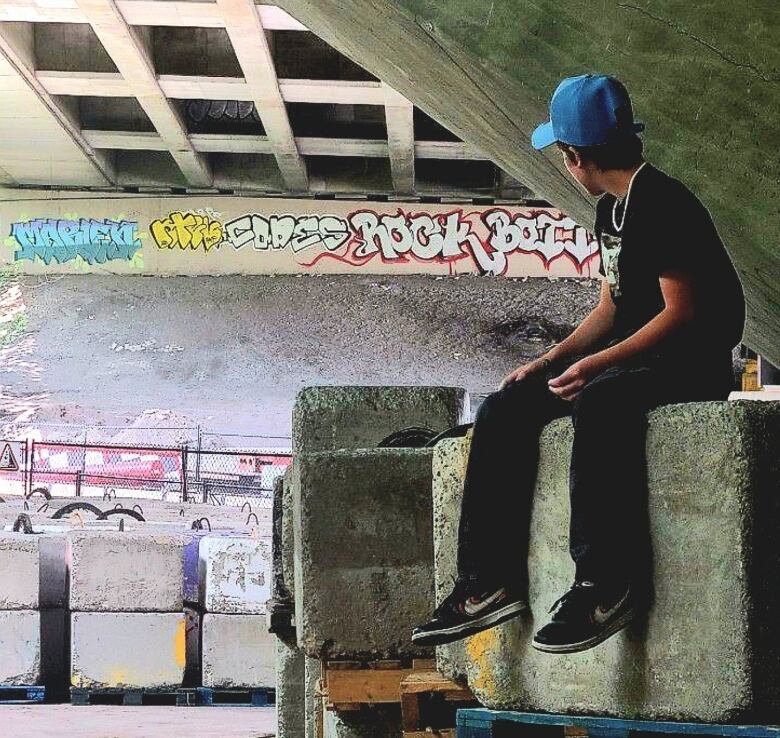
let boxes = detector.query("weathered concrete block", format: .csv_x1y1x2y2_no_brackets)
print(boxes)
71,612,186,689
67,531,184,612
324,707,402,738
0,610,40,685
434,401,780,722
293,448,435,659
292,385,469,453
304,656,322,738
201,613,275,689
199,536,271,614
276,635,305,738
0,533,39,609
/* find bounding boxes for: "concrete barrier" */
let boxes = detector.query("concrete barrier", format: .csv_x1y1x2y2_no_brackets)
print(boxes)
304,656,322,738
292,386,469,453
0,533,39,609
0,610,40,685
433,401,780,722
199,536,271,614
276,635,305,738
70,612,186,689
201,613,275,688
292,447,435,659
324,708,402,738
67,531,184,612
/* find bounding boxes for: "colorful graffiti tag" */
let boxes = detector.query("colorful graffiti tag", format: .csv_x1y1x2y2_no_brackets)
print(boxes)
148,208,598,275
9,218,143,265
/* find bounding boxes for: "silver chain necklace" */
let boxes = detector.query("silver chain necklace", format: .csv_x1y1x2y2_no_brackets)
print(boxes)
612,162,647,232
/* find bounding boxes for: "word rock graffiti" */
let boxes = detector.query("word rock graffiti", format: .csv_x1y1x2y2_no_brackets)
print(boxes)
150,211,223,252
11,218,142,265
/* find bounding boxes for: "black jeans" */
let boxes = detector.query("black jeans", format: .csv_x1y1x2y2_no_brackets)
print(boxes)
457,353,734,592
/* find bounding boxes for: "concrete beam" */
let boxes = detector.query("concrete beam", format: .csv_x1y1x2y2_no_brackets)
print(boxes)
75,0,212,187
382,83,414,194
0,26,113,186
36,70,388,106
216,0,308,192
0,1,307,29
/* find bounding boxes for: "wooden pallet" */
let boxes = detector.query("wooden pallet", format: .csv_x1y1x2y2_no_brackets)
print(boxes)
323,659,435,711
456,710,780,738
0,685,45,704
401,670,476,738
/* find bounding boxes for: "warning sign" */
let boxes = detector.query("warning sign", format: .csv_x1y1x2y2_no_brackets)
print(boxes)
0,443,18,471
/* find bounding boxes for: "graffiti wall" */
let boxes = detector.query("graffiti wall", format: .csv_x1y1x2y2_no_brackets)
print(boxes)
0,196,599,278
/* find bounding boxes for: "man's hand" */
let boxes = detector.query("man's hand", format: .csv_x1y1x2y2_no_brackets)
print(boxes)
547,356,604,401
500,356,553,390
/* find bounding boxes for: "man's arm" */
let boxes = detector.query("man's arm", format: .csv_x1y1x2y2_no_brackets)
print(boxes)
501,279,615,388
547,269,695,399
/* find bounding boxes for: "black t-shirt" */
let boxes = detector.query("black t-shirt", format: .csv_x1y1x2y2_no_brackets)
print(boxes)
596,163,745,361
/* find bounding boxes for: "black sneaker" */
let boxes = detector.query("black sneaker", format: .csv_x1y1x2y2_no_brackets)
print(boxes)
411,579,527,647
532,580,634,654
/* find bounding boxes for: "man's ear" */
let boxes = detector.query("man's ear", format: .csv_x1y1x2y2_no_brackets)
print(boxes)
559,144,581,167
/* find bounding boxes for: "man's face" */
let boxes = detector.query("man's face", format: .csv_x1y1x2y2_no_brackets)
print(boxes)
561,149,604,197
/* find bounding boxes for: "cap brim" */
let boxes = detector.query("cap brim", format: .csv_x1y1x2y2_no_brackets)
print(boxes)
531,121,557,150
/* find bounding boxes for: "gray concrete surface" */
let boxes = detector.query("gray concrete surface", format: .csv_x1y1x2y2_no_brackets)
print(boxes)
71,612,186,690
67,531,184,612
1,275,599,436
276,635,305,738
0,609,40,685
292,385,469,453
292,448,435,659
304,656,322,738
0,533,39,609
0,705,275,737
199,536,272,614
434,401,780,722
201,613,275,689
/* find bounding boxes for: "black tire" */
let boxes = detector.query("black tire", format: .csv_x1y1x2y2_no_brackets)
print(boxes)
26,486,51,501
51,502,103,519
377,426,438,448
423,423,475,448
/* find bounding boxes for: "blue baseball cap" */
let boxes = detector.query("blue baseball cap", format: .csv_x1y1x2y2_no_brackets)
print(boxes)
531,74,644,150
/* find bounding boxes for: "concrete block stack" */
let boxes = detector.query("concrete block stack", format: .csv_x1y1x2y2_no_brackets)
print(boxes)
67,531,187,692
0,533,42,688
273,385,469,738
433,401,780,723
198,535,275,690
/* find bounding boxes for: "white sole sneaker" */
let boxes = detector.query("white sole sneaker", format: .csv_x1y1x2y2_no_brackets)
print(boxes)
531,608,636,654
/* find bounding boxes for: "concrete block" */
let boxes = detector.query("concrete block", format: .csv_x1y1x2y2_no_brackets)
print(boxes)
304,656,322,738
184,530,252,606
282,470,296,605
293,448,435,659
67,531,184,612
0,610,40,685
434,401,780,722
71,612,186,689
276,635,305,738
199,536,271,614
292,385,469,453
201,613,275,689
0,533,39,609
324,707,402,738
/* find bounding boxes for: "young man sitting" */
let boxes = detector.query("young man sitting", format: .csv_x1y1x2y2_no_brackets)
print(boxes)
412,74,745,654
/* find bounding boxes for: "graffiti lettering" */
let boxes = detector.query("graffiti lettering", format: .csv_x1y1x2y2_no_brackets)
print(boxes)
223,214,350,253
150,211,223,252
10,218,142,265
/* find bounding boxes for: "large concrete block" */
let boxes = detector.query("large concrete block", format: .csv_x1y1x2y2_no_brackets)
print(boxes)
292,385,469,453
276,635,305,738
201,613,275,689
71,612,186,689
0,533,39,609
434,401,780,722
199,536,271,614
304,657,322,738
67,531,184,612
293,448,435,659
0,610,40,685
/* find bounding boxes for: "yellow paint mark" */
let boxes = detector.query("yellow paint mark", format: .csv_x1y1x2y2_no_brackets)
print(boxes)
174,618,187,669
107,668,129,687
466,628,499,698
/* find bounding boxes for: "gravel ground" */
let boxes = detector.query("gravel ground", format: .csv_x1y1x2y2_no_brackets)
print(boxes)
0,274,601,441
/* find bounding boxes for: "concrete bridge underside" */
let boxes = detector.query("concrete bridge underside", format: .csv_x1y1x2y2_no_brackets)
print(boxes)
274,0,780,365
